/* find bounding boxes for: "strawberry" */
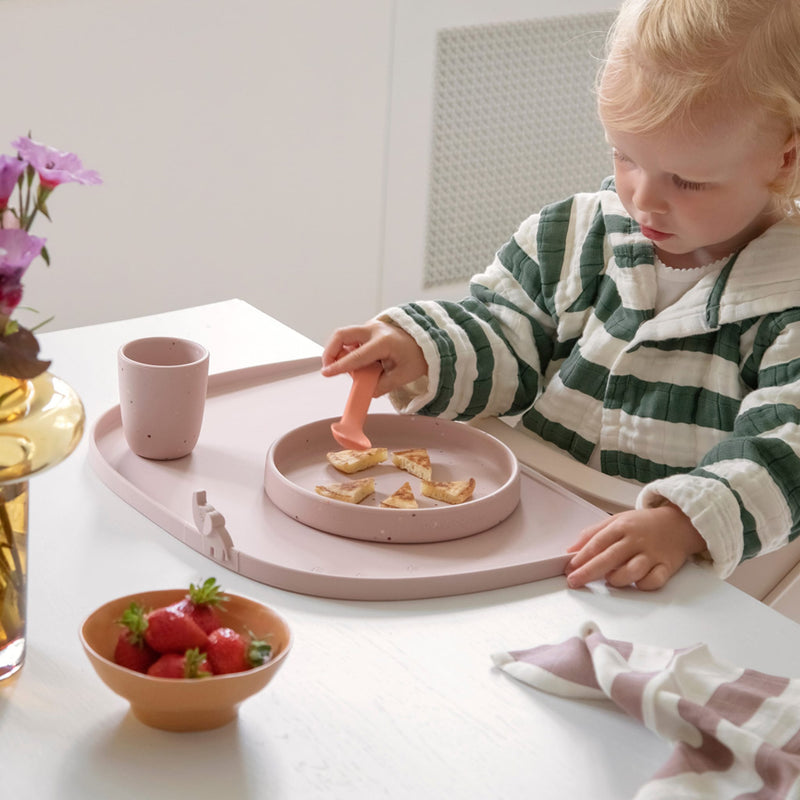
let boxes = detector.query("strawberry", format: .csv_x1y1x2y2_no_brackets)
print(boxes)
147,648,211,679
114,602,159,673
206,627,272,675
172,577,227,634
144,605,209,653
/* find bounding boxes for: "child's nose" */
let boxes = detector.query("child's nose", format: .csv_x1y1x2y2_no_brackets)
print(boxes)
633,175,668,214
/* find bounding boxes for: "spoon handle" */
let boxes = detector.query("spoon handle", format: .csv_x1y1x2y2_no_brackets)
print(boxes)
331,362,383,449
342,363,382,424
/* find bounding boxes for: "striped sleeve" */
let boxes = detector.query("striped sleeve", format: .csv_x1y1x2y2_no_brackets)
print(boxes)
638,310,800,576
382,192,608,420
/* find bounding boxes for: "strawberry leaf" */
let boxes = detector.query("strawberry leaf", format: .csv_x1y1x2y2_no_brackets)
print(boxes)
116,602,148,646
246,632,272,667
187,576,227,608
184,647,212,679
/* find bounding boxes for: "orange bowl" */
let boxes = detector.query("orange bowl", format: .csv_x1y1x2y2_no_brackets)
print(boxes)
80,588,292,731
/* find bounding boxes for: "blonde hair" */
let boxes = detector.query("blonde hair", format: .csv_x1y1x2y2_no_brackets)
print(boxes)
598,0,800,216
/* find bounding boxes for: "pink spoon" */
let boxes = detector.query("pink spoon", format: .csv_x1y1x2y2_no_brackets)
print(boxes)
331,363,382,450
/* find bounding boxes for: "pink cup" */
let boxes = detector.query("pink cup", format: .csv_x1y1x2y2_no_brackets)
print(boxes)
118,337,209,460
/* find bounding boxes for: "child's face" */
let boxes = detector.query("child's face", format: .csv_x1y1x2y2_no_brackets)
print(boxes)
605,114,791,268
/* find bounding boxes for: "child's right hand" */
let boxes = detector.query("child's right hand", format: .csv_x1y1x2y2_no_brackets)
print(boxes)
564,502,706,591
321,319,428,396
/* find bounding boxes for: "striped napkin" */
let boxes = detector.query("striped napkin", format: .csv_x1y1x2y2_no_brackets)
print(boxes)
492,622,800,799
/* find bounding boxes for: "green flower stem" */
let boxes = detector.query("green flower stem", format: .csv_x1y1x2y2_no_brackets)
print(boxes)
0,499,23,594
23,167,36,229
0,543,14,585
16,176,24,227
24,207,38,232
24,188,50,232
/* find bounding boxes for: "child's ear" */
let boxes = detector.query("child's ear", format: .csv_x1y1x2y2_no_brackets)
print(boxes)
779,131,799,172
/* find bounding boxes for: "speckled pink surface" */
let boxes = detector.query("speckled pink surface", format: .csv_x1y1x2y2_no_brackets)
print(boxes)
266,413,520,543
89,357,608,600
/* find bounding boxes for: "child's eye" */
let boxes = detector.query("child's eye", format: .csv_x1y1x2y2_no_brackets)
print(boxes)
673,175,706,191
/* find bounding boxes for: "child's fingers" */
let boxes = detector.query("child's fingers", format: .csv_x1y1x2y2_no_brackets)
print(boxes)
321,328,374,374
565,505,701,590
321,328,357,369
325,349,374,376
565,518,612,553
602,553,660,588
634,563,673,591
565,535,634,587
565,520,624,567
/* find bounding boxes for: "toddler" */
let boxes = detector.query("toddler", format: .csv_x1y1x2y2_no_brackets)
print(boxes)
322,0,800,591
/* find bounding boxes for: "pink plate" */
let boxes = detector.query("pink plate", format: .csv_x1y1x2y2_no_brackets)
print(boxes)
264,414,520,543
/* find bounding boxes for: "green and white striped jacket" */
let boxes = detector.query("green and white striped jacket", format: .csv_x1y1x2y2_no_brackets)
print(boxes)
382,181,800,577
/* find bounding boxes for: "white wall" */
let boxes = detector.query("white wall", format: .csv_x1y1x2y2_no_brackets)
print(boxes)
382,0,618,309
1,0,393,346
1,0,616,349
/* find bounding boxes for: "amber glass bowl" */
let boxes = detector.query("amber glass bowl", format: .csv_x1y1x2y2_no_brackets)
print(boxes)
0,372,84,482
80,589,292,731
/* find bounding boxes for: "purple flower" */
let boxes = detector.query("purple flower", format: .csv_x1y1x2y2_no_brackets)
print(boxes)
0,229,45,316
0,229,45,269
12,136,102,190
0,155,26,209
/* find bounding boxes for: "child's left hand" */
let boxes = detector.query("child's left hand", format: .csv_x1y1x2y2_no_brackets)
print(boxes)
564,502,707,591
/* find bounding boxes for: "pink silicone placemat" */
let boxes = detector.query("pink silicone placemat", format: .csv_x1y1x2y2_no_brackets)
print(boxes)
88,357,609,600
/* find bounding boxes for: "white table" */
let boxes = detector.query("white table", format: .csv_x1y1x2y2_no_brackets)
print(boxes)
3,299,799,800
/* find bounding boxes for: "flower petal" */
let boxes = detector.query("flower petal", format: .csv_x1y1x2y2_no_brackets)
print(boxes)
12,136,102,188
0,155,26,206
0,229,45,270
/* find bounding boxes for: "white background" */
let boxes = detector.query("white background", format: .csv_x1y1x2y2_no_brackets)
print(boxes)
1,0,616,347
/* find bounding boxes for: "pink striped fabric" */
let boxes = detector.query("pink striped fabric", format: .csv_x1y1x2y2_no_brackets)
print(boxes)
492,622,800,799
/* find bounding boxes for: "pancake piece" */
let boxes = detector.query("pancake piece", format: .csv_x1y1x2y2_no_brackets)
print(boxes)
420,478,476,505
315,477,375,504
326,447,388,474
380,481,419,509
391,448,432,481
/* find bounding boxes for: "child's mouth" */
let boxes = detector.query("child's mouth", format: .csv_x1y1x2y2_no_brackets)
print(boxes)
640,224,672,242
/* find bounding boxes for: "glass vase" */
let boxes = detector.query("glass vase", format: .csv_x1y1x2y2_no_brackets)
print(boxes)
0,372,84,682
